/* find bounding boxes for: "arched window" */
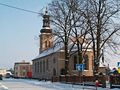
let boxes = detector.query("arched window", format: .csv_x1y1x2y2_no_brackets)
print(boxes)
37,62,39,73
83,54,89,70
74,56,77,70
48,41,51,47
45,41,47,48
43,60,45,73
40,61,42,72
39,62,40,73
53,68,56,76
46,59,49,70
53,57,56,64
35,62,37,73
60,68,66,75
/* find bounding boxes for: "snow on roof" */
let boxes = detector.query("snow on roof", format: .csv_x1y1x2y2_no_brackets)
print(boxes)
33,41,92,61
99,58,107,67
43,27,51,29
33,43,64,60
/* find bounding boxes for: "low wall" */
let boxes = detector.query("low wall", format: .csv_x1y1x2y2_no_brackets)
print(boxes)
52,75,106,84
110,75,120,85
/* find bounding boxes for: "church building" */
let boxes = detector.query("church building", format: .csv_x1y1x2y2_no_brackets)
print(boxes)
32,10,94,80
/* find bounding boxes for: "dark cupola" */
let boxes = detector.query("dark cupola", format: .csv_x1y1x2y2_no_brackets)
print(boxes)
40,8,52,33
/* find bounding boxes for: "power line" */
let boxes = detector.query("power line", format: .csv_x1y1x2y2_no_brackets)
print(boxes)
0,2,40,14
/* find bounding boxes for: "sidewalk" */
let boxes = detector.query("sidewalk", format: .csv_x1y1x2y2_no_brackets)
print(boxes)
112,85,120,88
62,81,120,89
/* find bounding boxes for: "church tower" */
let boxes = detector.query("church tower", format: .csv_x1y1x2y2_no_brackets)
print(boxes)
39,9,53,53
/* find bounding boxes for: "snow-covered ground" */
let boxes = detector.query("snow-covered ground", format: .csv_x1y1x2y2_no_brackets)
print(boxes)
0,78,120,90
14,79,120,90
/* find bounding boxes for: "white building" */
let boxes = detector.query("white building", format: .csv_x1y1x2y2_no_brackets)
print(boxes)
0,68,7,76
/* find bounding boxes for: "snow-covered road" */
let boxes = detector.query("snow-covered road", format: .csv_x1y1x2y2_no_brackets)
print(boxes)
0,78,119,90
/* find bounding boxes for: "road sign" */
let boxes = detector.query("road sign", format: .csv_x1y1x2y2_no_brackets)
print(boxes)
118,68,120,73
117,62,120,68
76,64,84,71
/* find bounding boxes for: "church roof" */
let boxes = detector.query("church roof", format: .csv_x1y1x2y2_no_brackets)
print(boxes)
32,43,64,61
32,41,92,61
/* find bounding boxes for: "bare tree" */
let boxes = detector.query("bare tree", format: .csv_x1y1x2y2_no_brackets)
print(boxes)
49,0,93,75
48,0,120,76
49,0,77,75
81,0,120,74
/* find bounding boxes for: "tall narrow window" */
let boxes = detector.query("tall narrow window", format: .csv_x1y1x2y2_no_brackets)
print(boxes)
45,41,47,48
35,62,37,73
37,62,39,73
48,41,51,47
53,68,56,76
39,62,40,73
40,61,42,73
83,54,89,70
53,57,56,64
74,56,77,70
43,60,45,73
46,59,48,70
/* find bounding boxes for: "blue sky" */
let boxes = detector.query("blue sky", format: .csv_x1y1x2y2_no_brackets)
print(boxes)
0,0,119,70
0,0,52,69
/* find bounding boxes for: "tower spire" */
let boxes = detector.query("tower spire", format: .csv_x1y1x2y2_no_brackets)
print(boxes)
45,7,48,15
40,8,52,33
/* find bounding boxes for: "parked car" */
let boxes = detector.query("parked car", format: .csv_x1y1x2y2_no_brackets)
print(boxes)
5,73,11,78
0,74,3,80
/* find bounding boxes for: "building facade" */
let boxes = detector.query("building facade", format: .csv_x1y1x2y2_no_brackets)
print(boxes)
32,10,94,80
14,60,32,78
0,68,7,77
